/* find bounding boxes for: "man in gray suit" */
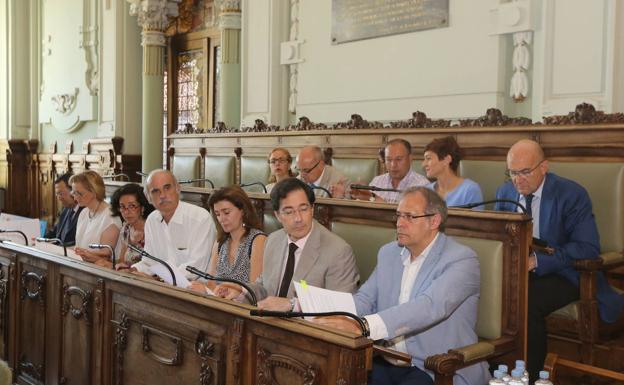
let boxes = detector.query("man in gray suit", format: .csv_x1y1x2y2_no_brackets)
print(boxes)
217,178,359,311
296,145,350,198
314,187,489,385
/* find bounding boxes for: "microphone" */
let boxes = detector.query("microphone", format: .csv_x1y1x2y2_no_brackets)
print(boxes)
127,244,177,286
0,229,28,245
249,309,370,337
186,266,258,306
89,243,116,269
178,178,215,189
350,184,401,193
452,199,528,214
240,181,268,193
102,173,130,181
136,171,148,177
309,184,333,198
35,237,67,257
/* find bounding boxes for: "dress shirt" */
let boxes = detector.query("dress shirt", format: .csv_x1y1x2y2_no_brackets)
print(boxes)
75,202,122,248
518,177,545,238
369,169,429,203
365,233,440,355
134,201,216,279
278,224,314,288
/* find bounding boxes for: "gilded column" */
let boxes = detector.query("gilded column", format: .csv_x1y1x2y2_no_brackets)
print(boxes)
127,0,180,173
217,0,241,128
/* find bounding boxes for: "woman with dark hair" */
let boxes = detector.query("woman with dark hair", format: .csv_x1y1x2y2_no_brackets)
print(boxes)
266,147,295,193
71,170,122,265
110,183,155,268
189,186,266,293
423,136,483,208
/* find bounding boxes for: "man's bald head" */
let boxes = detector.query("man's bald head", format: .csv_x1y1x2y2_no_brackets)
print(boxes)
506,139,548,196
296,146,326,183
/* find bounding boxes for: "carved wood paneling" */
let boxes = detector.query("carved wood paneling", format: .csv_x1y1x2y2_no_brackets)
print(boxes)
61,284,93,324
257,348,318,385
20,270,46,307
112,311,130,385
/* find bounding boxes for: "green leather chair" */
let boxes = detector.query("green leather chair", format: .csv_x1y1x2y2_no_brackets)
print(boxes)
241,157,271,193
172,155,201,187
331,158,379,185
204,156,236,188
458,160,507,202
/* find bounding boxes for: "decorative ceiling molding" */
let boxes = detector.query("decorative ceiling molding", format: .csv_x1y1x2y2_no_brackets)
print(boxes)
128,0,182,45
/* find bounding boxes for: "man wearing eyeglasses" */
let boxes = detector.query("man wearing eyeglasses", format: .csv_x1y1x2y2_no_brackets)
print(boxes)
296,146,350,198
313,187,489,385
494,139,624,381
45,172,83,246
216,177,359,310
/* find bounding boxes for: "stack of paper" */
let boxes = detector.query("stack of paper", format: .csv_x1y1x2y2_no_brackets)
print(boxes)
294,281,356,317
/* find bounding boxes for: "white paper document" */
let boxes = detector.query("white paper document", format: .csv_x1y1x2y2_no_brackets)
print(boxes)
32,242,83,261
0,213,41,246
294,281,357,315
150,262,191,288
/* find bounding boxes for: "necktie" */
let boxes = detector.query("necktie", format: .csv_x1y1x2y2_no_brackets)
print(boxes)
524,193,534,217
278,242,298,297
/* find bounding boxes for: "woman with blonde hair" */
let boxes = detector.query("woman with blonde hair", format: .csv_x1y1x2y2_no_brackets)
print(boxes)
266,147,295,193
71,170,122,265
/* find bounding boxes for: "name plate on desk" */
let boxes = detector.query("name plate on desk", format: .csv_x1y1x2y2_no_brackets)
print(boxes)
331,0,449,44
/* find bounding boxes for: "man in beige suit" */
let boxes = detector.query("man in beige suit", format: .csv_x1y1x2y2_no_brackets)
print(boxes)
296,145,350,198
216,178,359,311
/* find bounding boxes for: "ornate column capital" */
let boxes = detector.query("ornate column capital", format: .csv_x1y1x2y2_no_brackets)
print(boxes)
127,0,181,46
217,0,241,30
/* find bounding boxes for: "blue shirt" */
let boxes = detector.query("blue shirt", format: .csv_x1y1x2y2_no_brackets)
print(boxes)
427,178,483,209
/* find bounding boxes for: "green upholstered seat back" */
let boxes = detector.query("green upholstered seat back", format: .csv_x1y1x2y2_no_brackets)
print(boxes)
548,162,624,254
204,156,235,188
172,155,201,187
263,213,282,234
330,222,396,282
453,236,503,340
331,158,379,185
458,160,507,202
241,157,271,193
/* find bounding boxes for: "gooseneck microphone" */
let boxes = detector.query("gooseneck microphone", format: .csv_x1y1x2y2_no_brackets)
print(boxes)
102,174,130,181
178,178,215,189
0,229,28,245
136,171,148,177
35,237,67,257
240,181,268,193
249,309,370,337
89,243,116,269
186,266,258,306
309,184,333,198
127,244,177,286
350,184,401,193
452,199,528,214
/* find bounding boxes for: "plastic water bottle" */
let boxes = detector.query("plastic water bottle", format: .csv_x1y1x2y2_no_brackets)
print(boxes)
514,360,529,384
534,370,553,385
498,364,511,383
489,370,505,385
508,368,524,385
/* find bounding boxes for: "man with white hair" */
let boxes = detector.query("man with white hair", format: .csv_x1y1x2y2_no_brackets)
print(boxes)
132,169,216,280
296,145,350,198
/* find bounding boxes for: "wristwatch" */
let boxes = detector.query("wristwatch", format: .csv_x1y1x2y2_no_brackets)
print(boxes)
289,297,297,312
369,194,376,202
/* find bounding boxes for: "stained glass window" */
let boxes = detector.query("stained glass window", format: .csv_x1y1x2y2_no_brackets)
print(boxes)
176,49,204,132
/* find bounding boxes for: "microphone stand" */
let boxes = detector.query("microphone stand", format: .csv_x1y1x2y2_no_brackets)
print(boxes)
179,178,215,189
0,229,28,245
350,184,402,193
102,173,130,181
186,266,258,306
310,184,333,198
35,237,67,257
240,181,268,193
127,244,177,286
249,309,370,337
136,171,148,177
89,243,116,269
452,199,527,214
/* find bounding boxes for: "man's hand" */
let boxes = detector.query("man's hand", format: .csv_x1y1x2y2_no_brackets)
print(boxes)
330,177,348,199
350,189,374,201
214,283,243,300
310,316,361,334
258,296,292,311
74,247,104,263
528,254,537,271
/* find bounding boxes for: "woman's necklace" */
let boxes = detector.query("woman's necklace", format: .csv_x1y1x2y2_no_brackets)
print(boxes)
88,201,102,220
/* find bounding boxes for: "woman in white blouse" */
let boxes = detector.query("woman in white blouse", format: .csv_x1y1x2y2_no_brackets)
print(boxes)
71,170,121,266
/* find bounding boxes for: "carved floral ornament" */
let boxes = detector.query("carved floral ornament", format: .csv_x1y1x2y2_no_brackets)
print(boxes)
51,88,79,115
127,0,182,33
175,103,624,135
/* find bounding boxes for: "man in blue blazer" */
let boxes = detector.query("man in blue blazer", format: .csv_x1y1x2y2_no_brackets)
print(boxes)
495,139,624,380
45,172,82,246
315,187,490,385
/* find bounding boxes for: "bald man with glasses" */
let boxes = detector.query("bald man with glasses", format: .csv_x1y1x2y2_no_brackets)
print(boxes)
495,139,624,381
296,146,350,198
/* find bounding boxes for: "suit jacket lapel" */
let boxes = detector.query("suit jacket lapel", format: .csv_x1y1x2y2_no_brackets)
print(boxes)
538,174,555,239
269,231,289,296
410,234,446,296
292,223,321,283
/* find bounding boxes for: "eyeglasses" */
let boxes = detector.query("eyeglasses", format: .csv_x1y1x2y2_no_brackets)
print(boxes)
385,156,406,164
119,203,140,212
505,159,545,179
269,158,289,165
279,204,312,217
296,160,321,174
393,212,435,223
71,190,88,198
